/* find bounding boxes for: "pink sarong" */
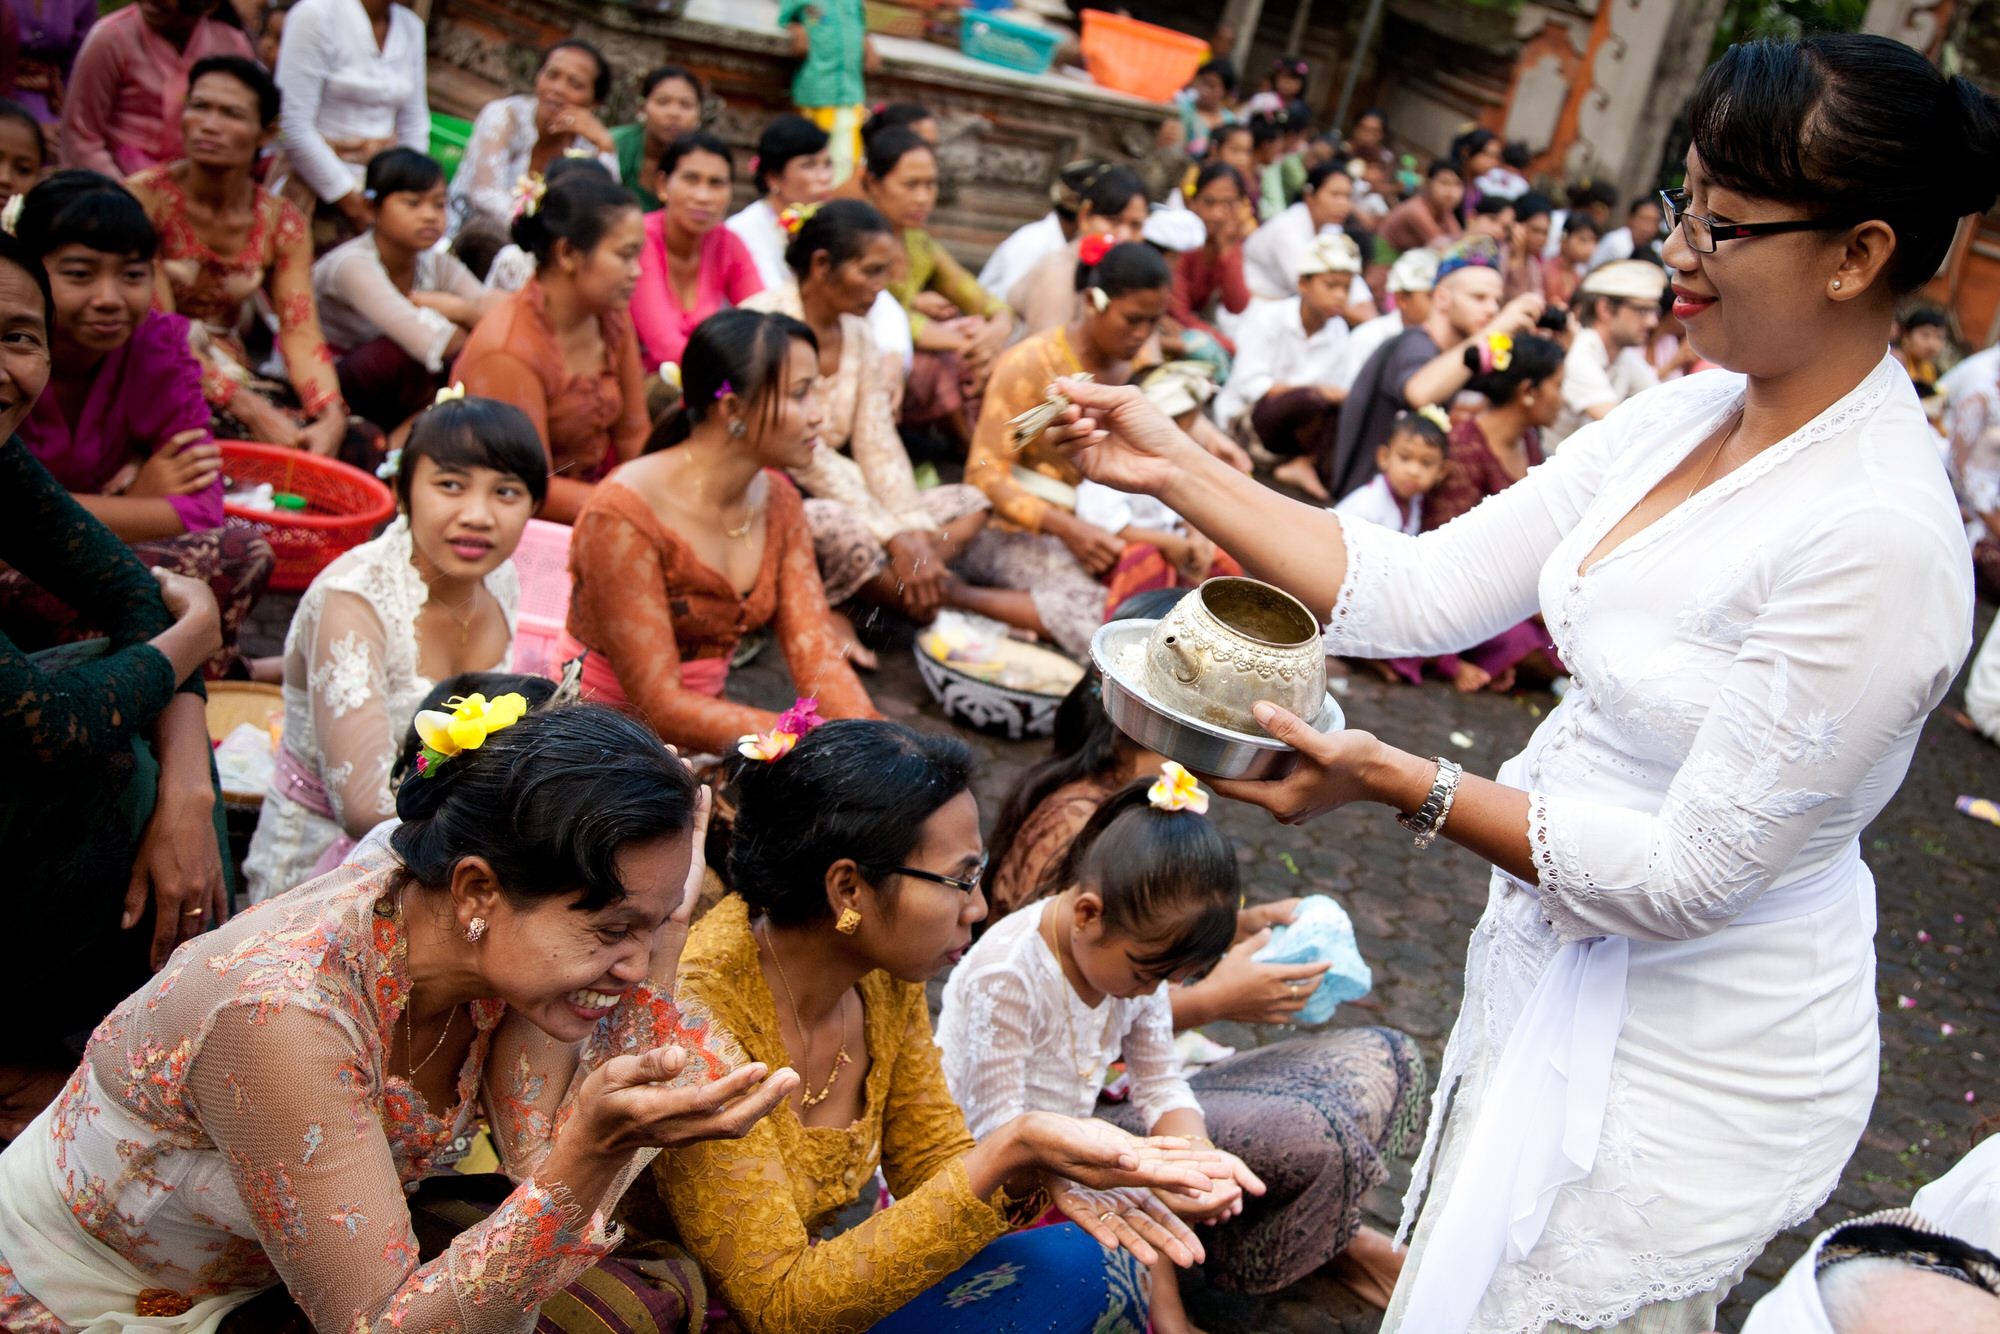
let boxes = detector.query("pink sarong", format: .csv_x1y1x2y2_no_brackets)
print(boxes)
555,631,728,706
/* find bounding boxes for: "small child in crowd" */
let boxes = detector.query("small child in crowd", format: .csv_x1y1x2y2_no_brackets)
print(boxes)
1332,406,1447,535
0,100,46,212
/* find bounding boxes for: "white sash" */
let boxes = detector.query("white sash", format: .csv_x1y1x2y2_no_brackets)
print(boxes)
1397,839,1867,1334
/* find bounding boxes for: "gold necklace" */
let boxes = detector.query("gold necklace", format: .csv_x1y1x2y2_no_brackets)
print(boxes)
760,920,852,1109
402,992,457,1080
695,469,761,541
1685,418,1740,505
1042,901,1104,1086
426,584,483,646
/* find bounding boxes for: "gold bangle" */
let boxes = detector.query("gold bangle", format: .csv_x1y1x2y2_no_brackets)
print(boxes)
992,1182,1051,1229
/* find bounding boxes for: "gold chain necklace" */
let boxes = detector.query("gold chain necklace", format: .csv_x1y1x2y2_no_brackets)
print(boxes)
760,920,852,1108
1685,418,1740,505
425,582,483,646
1042,901,1105,1086
694,470,761,541
402,992,457,1080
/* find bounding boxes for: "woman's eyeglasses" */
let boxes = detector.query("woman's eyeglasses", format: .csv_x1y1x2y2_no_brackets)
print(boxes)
892,857,988,895
1658,188,1857,255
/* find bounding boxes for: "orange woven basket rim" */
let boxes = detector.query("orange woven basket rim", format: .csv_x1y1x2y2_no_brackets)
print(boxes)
218,440,396,531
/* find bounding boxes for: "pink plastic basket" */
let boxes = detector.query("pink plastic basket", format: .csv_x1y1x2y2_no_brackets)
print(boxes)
508,518,574,678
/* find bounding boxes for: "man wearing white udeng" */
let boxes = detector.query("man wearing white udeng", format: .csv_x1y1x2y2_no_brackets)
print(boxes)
1045,33,1994,1334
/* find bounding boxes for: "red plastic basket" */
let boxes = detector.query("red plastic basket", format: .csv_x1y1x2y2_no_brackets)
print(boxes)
219,441,397,593
1079,10,1209,104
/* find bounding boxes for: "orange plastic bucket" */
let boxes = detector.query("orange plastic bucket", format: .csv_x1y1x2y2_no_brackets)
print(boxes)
1079,10,1210,104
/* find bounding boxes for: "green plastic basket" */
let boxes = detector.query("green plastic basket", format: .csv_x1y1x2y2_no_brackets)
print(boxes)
429,112,473,180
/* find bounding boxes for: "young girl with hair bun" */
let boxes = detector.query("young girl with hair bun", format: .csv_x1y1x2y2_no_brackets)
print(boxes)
562,307,879,753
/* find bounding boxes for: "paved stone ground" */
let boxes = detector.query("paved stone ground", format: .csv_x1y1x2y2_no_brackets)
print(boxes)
238,592,2000,1332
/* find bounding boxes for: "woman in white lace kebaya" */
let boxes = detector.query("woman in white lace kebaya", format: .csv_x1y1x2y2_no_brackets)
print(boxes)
242,396,546,902
1044,36,1996,1333
0,703,799,1333
447,41,620,239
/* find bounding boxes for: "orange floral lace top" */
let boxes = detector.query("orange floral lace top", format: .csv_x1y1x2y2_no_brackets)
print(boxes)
986,774,1124,916
617,896,1015,1334
127,163,342,417
0,855,738,1334
565,471,878,754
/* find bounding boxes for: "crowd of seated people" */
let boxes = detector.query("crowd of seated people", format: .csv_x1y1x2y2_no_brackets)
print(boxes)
0,21,1841,1332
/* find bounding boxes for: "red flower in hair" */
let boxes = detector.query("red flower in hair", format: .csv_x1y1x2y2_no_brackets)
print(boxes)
1078,233,1118,267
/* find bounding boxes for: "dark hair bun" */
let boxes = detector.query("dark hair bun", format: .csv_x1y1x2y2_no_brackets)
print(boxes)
509,164,634,266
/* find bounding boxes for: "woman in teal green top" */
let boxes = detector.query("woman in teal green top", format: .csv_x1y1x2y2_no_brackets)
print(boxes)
610,64,704,213
780,0,879,183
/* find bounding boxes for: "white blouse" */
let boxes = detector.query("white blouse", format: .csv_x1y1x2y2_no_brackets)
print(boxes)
935,904,1200,1140
313,232,486,369
448,95,620,236
242,518,517,903
273,0,428,205
1336,355,1971,1332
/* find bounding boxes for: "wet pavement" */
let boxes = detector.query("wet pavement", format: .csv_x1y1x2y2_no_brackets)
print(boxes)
240,592,2000,1332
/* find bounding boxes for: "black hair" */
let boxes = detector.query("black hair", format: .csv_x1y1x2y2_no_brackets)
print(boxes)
1212,123,1253,152
363,146,444,201
1249,114,1284,149
648,308,817,452
1356,107,1386,127
1427,157,1461,181
1272,54,1308,82
188,54,280,126
1570,180,1617,211
0,98,44,161
640,63,703,102
1513,190,1553,224
1462,331,1565,402
1305,158,1351,196
1454,127,1498,164
1384,408,1448,455
862,102,934,144
755,115,830,196
726,719,975,928
1075,239,1171,297
537,39,610,104
508,164,636,267
1283,98,1313,135
658,129,733,183
1472,193,1515,219
1562,210,1602,239
784,198,893,279
391,673,560,786
391,704,698,911
1079,165,1147,223
0,227,55,324
1502,141,1531,170
983,671,1127,905
1626,194,1661,219
1049,781,1238,977
396,396,551,509
1193,160,1248,201
1902,306,1949,331
1691,34,2000,293
1195,56,1238,96
864,124,933,182
15,170,157,261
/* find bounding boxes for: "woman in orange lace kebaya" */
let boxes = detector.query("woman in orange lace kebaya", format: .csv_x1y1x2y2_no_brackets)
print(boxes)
0,703,800,1333
453,163,650,525
562,308,878,754
618,718,1235,1334
125,56,349,458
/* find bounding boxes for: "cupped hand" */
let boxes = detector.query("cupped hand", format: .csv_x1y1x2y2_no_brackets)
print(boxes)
578,1043,800,1155
1047,1178,1203,1267
1180,928,1332,1026
1207,702,1391,825
128,429,222,499
1156,1148,1264,1225
1052,512,1124,576
1021,1112,1228,1202
1045,377,1206,498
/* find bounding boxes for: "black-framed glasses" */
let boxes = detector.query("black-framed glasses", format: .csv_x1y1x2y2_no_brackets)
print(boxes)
892,856,988,895
1659,189,1856,255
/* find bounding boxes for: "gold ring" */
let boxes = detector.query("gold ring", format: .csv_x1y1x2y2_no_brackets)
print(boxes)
1099,1211,1119,1224
182,908,207,917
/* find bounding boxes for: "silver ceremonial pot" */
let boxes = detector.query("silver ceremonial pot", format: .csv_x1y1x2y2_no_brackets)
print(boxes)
1143,577,1325,734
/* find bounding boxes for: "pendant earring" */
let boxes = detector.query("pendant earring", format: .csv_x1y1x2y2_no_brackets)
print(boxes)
835,909,862,935
465,917,486,943
729,420,748,438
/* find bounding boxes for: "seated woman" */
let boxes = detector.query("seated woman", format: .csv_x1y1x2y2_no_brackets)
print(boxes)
727,114,834,290
56,0,251,178
980,661,1425,1310
314,148,500,437
242,394,545,903
631,129,764,373
611,64,704,214
8,170,272,679
862,125,1011,440
0,699,802,1330
1172,161,1254,358
1006,163,1150,339
452,165,648,524
0,229,231,1138
447,38,620,239
618,716,1234,1334
562,308,878,754
742,200,990,658
126,55,351,459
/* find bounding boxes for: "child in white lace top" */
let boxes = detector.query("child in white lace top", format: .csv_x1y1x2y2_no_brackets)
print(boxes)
937,763,1265,1334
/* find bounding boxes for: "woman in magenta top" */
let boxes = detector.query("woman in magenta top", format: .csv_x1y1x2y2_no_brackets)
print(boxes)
631,129,763,372
5,171,271,675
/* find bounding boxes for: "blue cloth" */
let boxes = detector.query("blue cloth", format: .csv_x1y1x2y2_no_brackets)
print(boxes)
866,1223,1149,1333
1253,894,1372,1024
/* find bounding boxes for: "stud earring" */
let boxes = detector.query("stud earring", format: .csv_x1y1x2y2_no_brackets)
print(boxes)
465,917,486,943
729,421,747,437
835,909,862,935
1832,280,1842,290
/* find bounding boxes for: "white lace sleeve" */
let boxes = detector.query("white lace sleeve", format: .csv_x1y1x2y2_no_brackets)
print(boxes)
1529,503,1970,944
302,589,400,837
1120,992,1200,1131
936,964,1036,1142
451,98,527,233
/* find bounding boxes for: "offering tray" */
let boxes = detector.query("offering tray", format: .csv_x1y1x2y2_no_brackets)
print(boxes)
1090,619,1345,781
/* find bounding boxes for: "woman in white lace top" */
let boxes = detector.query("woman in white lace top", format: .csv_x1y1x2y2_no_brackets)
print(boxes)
243,396,545,902
1044,35,1995,1334
447,41,620,238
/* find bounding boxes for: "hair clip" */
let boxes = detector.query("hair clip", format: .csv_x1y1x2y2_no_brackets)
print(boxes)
1148,760,1209,814
1088,286,1109,313
562,146,597,160
715,378,734,401
1417,404,1451,432
412,693,529,778
778,201,822,237
1482,331,1513,373
433,382,466,408
659,361,683,392
375,447,403,481
0,194,22,236
1077,232,1117,267
736,696,824,762
512,174,548,220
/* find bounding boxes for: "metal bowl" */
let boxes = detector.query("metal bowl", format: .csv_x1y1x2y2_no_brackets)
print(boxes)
1091,619,1345,781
